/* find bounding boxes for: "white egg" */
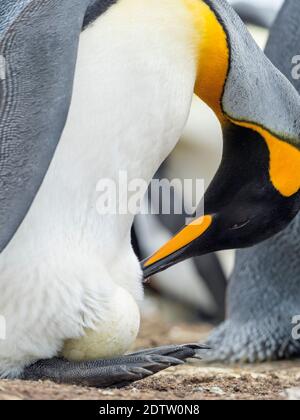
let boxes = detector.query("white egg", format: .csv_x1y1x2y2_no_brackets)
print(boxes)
62,287,140,361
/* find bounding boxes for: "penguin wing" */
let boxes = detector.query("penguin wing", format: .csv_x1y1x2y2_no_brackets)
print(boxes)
0,0,88,253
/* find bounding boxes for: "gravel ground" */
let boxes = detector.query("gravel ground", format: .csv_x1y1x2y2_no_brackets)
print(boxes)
0,319,299,400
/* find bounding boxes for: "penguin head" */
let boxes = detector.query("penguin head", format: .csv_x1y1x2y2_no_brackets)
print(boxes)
143,123,300,279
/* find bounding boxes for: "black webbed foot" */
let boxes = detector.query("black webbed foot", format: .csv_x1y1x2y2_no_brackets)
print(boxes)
22,343,207,388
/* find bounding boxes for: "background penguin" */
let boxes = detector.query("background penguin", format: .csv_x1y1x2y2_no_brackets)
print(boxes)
207,0,300,362
229,0,284,27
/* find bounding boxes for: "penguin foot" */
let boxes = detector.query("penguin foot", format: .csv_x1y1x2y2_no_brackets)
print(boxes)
21,343,205,388
204,319,300,363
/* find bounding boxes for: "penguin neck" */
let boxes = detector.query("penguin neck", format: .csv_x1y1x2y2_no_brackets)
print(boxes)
186,0,300,198
184,0,230,123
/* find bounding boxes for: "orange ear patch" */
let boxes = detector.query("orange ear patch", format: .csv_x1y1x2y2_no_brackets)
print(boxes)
144,215,213,267
266,135,300,197
230,119,300,197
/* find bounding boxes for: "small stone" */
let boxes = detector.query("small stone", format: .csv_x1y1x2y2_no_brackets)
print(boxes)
193,387,205,392
284,388,300,400
101,390,115,396
210,386,225,395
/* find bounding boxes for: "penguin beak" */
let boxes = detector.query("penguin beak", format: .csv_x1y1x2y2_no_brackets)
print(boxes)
142,215,213,280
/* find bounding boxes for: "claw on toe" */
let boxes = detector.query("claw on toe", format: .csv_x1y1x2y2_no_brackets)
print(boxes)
144,354,184,367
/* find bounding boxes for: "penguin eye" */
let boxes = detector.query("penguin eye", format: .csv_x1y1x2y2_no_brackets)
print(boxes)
230,219,250,230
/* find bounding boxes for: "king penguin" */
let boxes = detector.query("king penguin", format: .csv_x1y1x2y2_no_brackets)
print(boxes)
0,0,299,387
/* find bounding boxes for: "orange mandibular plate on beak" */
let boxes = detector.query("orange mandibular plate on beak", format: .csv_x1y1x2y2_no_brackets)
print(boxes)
143,215,213,277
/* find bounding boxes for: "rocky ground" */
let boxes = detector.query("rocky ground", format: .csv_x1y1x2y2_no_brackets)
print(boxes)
0,318,299,400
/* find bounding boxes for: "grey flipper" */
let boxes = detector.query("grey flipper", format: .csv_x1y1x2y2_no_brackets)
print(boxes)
207,0,300,362
0,0,89,253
